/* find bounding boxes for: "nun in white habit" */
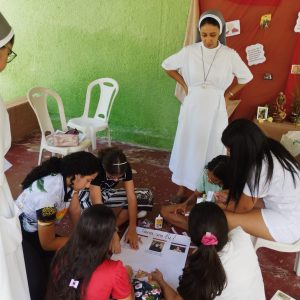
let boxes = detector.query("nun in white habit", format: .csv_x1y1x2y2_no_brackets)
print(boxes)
162,10,253,198
0,13,30,300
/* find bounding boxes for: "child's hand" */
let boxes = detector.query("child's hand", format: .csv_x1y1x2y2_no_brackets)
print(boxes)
125,265,133,278
174,203,187,215
149,269,164,285
125,228,140,250
214,190,228,204
110,231,121,254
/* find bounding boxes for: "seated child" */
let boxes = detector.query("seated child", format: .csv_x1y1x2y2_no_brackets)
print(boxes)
161,155,229,230
78,147,153,252
46,205,133,300
150,202,265,300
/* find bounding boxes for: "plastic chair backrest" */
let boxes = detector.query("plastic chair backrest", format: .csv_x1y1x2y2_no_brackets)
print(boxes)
82,78,119,121
27,87,68,139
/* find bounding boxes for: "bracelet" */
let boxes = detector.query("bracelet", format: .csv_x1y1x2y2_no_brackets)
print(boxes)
228,91,234,97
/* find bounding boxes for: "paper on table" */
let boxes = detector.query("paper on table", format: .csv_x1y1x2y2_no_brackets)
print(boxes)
227,99,241,118
112,226,191,290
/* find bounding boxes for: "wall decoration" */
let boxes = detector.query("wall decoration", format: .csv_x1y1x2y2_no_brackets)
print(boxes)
246,43,266,66
294,12,300,32
291,64,300,74
226,20,240,37
260,14,272,28
257,106,268,120
263,73,273,80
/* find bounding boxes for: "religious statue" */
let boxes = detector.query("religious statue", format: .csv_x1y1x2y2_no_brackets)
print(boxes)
272,92,287,122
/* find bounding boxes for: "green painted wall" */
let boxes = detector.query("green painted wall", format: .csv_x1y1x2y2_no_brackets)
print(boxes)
0,1,190,149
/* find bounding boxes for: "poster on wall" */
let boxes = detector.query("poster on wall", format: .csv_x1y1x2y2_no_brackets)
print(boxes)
112,227,191,289
226,20,240,37
246,43,266,66
294,12,300,32
291,65,300,74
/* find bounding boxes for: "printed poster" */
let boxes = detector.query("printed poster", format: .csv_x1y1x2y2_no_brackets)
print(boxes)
112,226,191,289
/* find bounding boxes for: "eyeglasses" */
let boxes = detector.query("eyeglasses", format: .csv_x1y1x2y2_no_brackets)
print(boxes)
5,46,17,63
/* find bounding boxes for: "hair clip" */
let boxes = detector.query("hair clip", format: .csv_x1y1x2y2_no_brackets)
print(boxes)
112,161,127,166
69,279,79,289
201,232,218,246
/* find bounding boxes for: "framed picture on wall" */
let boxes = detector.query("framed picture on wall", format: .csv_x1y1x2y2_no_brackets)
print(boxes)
257,106,268,120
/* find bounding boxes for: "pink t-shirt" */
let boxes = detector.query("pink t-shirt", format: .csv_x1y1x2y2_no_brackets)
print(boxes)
85,259,131,300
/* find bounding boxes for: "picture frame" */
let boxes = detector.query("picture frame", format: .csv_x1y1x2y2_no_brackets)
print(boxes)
257,106,268,120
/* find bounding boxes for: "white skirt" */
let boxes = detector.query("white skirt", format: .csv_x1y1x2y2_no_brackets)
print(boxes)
169,85,227,191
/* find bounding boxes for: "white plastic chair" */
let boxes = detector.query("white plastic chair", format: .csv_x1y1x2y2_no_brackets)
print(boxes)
254,237,300,276
27,87,91,165
67,78,119,150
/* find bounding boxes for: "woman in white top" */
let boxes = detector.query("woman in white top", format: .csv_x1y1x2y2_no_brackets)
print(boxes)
0,13,31,300
217,119,300,243
162,10,253,199
150,202,265,300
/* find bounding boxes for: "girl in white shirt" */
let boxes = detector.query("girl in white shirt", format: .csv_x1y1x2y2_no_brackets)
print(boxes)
150,202,265,300
217,118,300,243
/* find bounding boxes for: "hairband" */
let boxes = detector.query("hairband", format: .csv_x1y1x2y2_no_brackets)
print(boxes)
201,232,218,246
198,14,223,34
113,161,127,166
69,279,79,289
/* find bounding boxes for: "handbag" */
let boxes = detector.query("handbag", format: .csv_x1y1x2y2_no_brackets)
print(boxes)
53,129,79,147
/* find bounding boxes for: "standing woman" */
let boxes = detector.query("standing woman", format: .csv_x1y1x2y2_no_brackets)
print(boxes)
0,13,31,300
162,10,253,199
15,151,98,300
218,119,300,244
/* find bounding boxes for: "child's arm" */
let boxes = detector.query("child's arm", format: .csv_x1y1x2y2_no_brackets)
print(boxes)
124,180,139,249
38,223,68,251
89,184,104,205
150,269,182,300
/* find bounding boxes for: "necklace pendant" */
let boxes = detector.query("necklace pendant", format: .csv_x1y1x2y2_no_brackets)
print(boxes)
202,83,207,88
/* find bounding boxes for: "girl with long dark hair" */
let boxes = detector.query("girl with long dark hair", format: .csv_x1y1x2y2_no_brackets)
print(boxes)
216,119,300,243
78,147,153,252
15,151,99,300
47,204,133,300
150,202,265,300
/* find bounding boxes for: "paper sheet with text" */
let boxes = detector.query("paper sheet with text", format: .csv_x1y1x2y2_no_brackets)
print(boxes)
112,226,191,289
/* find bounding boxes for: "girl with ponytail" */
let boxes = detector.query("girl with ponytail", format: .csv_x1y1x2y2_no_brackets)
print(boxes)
15,151,99,300
150,202,265,300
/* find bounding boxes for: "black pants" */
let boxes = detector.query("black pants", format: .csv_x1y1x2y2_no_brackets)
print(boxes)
20,216,55,300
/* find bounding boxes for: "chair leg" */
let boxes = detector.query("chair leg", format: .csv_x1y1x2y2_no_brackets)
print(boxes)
38,148,43,165
107,127,111,147
294,252,300,276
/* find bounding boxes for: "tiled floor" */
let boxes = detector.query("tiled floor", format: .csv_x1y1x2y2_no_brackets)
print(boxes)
5,132,300,299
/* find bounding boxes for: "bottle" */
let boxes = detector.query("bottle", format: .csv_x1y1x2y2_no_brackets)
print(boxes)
154,214,163,229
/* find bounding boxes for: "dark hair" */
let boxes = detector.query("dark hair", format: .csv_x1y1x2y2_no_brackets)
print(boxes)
207,155,229,188
222,119,300,205
22,151,99,189
199,17,220,29
178,202,228,300
98,147,128,175
46,204,116,300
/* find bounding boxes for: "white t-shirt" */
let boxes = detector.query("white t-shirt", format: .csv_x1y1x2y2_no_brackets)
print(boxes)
217,227,265,300
243,156,300,243
15,174,71,232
